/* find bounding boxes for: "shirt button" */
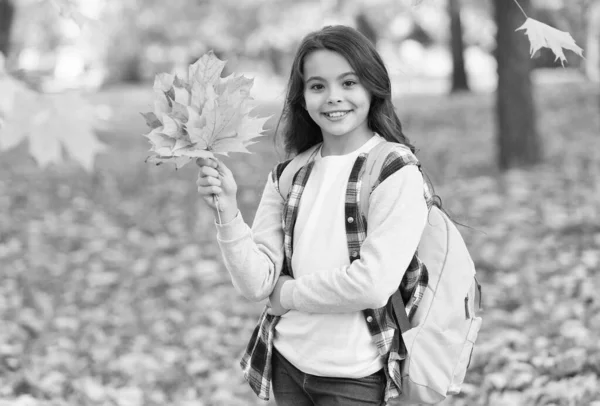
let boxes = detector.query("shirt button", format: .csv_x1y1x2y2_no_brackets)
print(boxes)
351,251,358,258
366,316,373,323
347,216,354,223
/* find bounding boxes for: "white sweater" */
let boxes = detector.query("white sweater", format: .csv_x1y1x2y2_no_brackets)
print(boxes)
214,135,428,377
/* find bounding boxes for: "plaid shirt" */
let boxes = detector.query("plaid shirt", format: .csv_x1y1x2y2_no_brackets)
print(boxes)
240,143,434,402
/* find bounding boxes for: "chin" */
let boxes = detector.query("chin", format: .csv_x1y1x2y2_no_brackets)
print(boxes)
320,123,355,136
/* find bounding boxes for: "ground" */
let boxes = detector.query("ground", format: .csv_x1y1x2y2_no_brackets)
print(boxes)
0,71,599,406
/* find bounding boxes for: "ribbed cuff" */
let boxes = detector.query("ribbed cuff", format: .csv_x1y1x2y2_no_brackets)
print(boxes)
214,210,246,242
280,280,296,311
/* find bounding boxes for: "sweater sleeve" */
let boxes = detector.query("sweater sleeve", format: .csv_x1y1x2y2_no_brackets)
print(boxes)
279,164,427,313
214,171,285,302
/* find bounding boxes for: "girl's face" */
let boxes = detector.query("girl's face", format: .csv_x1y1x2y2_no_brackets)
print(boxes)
302,50,372,142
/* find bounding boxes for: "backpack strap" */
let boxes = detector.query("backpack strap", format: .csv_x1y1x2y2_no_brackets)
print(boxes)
277,143,322,200
360,141,417,334
358,141,396,219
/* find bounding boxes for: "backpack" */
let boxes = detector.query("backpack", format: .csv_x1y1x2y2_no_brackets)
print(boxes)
278,139,483,405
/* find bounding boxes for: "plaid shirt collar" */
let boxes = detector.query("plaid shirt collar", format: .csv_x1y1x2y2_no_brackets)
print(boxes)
240,144,432,402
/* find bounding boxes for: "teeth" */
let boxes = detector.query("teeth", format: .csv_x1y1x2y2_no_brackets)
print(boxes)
325,111,348,118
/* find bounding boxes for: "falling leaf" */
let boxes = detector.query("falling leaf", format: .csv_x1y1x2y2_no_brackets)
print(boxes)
516,18,584,67
141,50,271,169
0,58,106,171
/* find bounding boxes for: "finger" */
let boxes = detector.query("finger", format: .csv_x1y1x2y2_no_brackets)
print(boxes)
195,158,209,167
197,175,221,188
200,166,220,178
197,185,222,196
195,177,210,187
196,172,222,188
196,157,218,168
214,159,231,176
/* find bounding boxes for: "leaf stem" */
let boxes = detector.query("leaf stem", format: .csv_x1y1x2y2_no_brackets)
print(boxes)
512,0,528,19
214,194,222,224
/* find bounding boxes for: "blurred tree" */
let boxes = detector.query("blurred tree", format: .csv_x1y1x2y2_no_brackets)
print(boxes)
494,0,541,170
356,11,378,45
586,0,600,82
244,0,324,75
0,0,15,56
448,0,469,92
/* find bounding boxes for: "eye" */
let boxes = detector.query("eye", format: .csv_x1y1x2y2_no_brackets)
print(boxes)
343,80,357,87
309,83,324,91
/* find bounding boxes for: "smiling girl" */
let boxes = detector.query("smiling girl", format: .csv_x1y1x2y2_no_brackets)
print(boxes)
196,25,431,405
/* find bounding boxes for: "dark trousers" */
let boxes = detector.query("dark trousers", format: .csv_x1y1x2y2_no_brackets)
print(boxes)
271,348,387,406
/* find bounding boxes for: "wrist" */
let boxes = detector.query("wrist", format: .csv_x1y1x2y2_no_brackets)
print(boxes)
216,206,239,224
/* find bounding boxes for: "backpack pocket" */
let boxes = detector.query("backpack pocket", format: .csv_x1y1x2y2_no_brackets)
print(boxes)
448,316,482,394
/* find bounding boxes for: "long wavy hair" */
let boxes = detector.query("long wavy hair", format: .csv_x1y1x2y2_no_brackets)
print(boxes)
273,25,415,159
271,25,449,211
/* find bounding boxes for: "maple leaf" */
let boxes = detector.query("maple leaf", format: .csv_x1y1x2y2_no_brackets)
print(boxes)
217,74,254,108
140,112,162,129
141,51,271,169
0,56,106,171
189,51,227,86
516,18,584,67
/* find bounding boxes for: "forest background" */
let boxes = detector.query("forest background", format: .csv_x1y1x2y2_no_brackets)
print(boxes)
0,0,599,405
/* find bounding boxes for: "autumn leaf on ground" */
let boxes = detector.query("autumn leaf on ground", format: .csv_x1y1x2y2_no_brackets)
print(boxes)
0,57,106,171
142,51,271,169
516,18,584,67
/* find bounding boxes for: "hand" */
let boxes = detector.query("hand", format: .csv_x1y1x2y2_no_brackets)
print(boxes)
196,157,238,223
267,275,293,316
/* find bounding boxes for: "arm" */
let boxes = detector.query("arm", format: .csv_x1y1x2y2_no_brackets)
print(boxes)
279,165,428,313
215,172,285,302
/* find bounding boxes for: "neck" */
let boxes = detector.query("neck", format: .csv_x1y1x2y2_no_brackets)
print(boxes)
321,131,374,157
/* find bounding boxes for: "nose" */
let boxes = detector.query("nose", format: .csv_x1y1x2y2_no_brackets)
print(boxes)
326,86,343,104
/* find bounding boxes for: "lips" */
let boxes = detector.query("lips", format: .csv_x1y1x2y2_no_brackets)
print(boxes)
322,110,351,118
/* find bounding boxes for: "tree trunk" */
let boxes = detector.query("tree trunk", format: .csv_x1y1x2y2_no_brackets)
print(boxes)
449,0,469,92
0,0,15,56
494,0,541,170
585,0,600,83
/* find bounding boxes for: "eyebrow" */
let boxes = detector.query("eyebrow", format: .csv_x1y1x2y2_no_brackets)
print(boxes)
305,72,357,83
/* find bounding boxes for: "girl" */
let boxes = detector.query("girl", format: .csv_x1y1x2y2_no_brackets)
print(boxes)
196,25,431,406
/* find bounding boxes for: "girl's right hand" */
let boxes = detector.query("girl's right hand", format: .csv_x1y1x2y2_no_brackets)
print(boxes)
196,157,239,222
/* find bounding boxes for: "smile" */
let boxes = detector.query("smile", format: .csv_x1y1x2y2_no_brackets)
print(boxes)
322,110,351,119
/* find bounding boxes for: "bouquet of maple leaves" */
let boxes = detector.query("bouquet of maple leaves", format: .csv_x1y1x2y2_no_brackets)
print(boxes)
141,51,270,169
141,51,270,221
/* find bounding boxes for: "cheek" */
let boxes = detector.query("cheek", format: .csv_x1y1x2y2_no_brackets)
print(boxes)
303,93,322,112
359,90,372,108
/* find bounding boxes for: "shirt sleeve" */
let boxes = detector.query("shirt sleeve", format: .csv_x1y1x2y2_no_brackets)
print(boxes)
279,164,428,313
214,172,285,302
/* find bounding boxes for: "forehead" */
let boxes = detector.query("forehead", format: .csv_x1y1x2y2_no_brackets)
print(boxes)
303,49,354,79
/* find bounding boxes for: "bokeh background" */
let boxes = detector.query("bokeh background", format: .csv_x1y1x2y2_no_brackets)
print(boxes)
1,0,599,405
